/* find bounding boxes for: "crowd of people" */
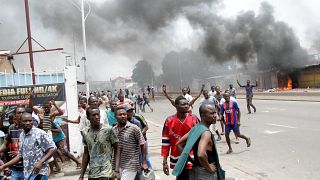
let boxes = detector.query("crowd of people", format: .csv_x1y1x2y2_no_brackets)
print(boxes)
160,80,256,179
79,86,155,114
0,80,257,180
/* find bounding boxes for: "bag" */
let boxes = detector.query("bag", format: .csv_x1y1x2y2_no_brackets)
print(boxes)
134,169,155,180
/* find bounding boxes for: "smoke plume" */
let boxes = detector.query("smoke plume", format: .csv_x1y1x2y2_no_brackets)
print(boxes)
0,0,311,80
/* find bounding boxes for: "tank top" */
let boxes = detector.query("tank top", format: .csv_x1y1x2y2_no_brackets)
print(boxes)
192,132,217,166
41,114,52,132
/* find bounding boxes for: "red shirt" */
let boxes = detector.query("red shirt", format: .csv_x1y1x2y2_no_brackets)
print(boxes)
161,113,199,169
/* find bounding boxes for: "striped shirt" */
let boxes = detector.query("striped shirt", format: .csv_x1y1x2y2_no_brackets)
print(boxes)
41,115,52,132
112,122,145,171
220,101,239,125
116,98,133,107
161,114,199,169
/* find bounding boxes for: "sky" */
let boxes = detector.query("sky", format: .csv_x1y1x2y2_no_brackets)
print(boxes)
220,0,320,48
0,0,319,81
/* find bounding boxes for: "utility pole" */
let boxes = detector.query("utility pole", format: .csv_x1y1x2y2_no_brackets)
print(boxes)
81,0,90,97
13,0,63,85
24,0,36,85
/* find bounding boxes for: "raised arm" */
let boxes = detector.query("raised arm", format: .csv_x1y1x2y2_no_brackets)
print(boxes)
188,85,205,106
237,80,244,87
62,116,81,124
51,99,64,116
162,84,175,107
28,90,42,114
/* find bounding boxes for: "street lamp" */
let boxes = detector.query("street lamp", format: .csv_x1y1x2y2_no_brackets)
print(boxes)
69,0,91,97
81,0,90,98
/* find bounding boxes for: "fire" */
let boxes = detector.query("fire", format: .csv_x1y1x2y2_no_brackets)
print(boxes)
287,77,292,90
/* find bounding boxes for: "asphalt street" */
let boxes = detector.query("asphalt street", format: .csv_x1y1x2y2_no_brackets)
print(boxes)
142,98,320,180
52,98,320,180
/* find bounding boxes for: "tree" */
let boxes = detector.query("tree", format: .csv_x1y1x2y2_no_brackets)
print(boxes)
132,60,155,88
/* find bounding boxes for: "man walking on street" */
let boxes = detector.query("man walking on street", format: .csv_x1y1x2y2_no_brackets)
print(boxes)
174,104,225,180
214,86,225,135
79,106,120,180
106,100,118,127
161,96,199,180
229,84,236,98
0,106,25,180
0,112,56,179
237,80,257,113
199,90,221,141
113,106,147,180
220,93,251,154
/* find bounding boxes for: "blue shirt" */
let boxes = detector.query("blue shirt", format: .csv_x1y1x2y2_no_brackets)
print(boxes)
106,110,117,126
128,117,142,130
18,127,56,178
240,83,257,97
52,121,65,143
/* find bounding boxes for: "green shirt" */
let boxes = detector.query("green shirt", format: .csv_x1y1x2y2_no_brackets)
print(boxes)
82,125,118,178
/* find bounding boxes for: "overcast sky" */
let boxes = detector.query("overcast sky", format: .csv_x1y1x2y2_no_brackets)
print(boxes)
0,0,319,80
221,0,320,48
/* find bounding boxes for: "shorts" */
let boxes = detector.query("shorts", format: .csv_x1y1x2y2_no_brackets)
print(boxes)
120,168,137,180
225,124,240,135
209,124,217,133
28,174,49,180
55,139,68,153
193,166,218,180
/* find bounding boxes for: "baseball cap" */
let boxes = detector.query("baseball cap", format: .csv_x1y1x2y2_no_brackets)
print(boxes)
124,105,135,111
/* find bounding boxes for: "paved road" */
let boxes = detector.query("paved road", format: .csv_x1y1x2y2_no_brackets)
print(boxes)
142,99,320,180
52,98,320,180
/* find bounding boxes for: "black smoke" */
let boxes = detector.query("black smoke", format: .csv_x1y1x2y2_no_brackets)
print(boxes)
186,2,309,71
1,0,310,79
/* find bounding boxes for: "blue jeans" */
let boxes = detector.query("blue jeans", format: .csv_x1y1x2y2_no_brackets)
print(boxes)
11,170,24,180
146,142,152,169
28,174,49,180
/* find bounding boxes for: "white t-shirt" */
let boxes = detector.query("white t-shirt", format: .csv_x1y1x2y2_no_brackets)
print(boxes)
184,94,193,103
78,108,108,131
209,90,216,97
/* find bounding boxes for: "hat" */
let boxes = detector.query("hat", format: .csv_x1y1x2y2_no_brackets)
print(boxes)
124,105,135,111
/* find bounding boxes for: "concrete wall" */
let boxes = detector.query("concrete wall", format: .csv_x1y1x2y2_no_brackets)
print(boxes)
64,66,83,157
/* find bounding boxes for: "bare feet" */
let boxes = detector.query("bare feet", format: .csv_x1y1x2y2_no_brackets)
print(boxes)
216,136,222,141
226,149,233,154
246,137,251,147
